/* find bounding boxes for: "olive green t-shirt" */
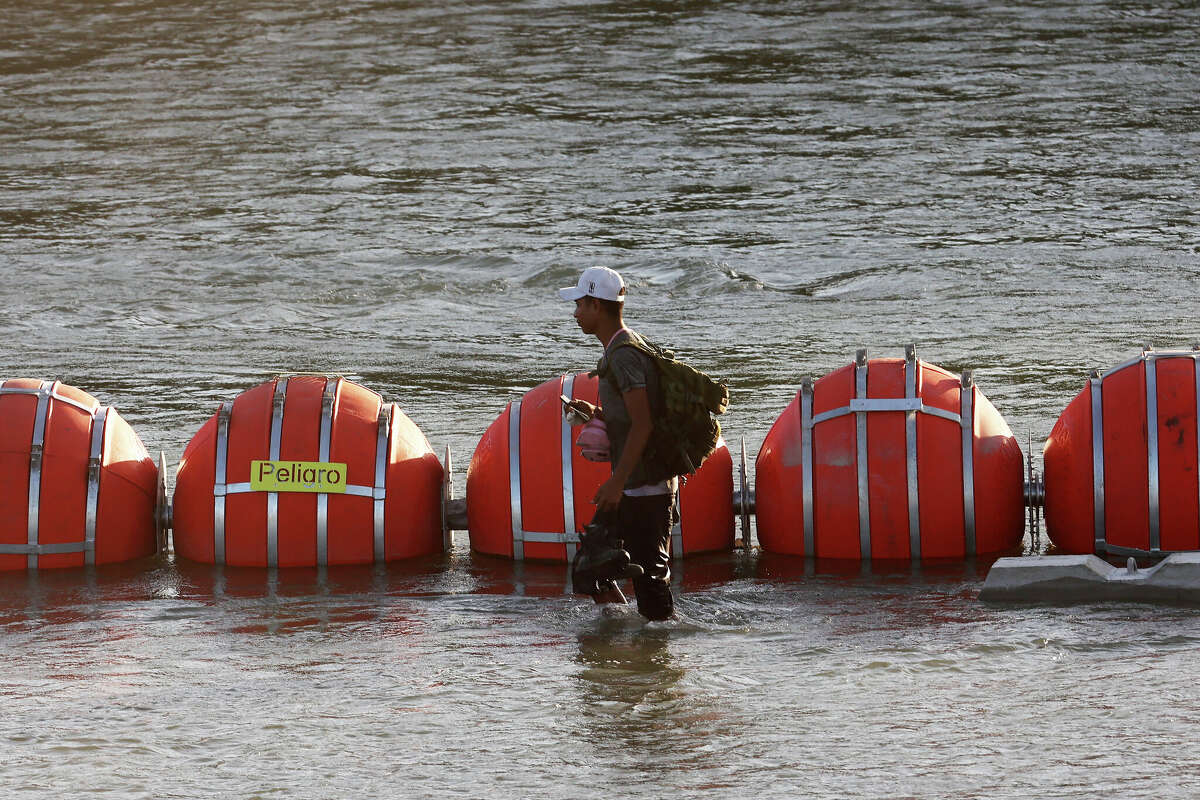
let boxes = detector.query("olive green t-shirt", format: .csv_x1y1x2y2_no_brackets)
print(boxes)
596,328,662,490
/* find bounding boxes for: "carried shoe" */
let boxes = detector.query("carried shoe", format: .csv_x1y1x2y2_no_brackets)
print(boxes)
571,555,634,601
575,521,643,581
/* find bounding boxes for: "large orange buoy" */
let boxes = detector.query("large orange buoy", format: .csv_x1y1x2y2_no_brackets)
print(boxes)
1044,347,1200,557
755,346,1024,560
0,379,160,570
466,372,734,562
173,376,445,567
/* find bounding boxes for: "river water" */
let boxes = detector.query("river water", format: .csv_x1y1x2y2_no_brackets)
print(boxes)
2,1,1199,797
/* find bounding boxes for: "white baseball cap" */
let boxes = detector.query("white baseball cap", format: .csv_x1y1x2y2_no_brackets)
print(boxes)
557,266,626,303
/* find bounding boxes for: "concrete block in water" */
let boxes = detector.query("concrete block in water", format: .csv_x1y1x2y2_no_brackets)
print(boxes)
980,553,1200,605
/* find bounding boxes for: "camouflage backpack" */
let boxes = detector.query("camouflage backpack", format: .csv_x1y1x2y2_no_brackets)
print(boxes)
594,337,729,483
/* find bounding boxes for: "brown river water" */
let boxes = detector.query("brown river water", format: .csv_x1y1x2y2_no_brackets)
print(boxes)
2,1,1199,797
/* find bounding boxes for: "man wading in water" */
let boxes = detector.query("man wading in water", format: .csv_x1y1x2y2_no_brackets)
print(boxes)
559,266,675,621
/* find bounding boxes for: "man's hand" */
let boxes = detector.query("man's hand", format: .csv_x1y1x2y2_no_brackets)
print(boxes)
564,398,599,422
592,476,624,511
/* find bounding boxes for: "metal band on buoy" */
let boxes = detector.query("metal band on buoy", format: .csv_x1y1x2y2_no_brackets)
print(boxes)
373,403,391,562
315,378,338,566
26,381,52,568
960,370,976,555
1083,347,1200,558
1194,345,1200,548
266,378,287,567
84,405,110,565
560,374,578,561
213,399,233,565
797,347,979,559
507,374,585,561
854,349,871,558
1089,369,1105,554
1088,349,1155,557
799,375,815,557
508,398,525,561
0,381,106,564
1146,349,1161,552
211,377,392,566
904,345,922,560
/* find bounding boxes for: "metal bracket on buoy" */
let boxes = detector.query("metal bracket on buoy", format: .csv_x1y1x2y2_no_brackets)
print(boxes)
155,451,172,555
1024,432,1045,550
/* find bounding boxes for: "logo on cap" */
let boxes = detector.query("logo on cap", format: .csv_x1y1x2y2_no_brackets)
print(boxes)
589,281,595,292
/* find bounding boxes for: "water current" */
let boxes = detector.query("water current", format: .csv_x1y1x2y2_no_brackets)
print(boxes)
2,1,1199,797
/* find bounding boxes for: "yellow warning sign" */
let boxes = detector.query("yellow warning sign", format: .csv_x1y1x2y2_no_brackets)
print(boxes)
250,460,348,493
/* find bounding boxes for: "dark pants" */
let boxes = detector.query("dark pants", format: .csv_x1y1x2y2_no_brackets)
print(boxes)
615,492,675,621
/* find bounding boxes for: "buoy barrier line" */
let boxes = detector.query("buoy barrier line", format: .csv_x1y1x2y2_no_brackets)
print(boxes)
209,378,397,566
797,347,979,560
0,381,110,564
507,374,584,560
1083,347,1200,559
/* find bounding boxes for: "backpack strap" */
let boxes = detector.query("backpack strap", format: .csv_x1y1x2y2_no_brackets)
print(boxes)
589,335,669,429
588,333,660,384
611,336,671,361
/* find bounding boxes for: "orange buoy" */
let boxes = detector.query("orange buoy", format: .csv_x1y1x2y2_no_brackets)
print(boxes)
173,376,445,567
0,379,159,570
1044,347,1200,557
755,346,1024,560
466,372,734,562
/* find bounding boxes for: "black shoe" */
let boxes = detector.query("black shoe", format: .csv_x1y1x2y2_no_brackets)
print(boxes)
575,521,643,580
